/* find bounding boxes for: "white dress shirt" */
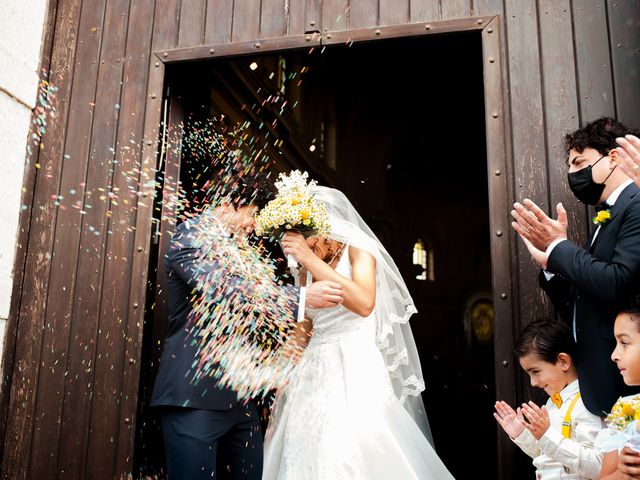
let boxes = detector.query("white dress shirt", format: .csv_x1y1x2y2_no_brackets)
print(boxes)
513,380,604,479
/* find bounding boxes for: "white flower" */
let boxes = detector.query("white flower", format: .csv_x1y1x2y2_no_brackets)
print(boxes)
255,170,329,238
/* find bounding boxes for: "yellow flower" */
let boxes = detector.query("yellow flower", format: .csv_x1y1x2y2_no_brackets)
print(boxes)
622,403,635,418
593,210,611,225
606,395,640,432
254,170,330,238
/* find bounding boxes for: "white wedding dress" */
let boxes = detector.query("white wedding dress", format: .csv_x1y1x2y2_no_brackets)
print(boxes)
262,250,455,480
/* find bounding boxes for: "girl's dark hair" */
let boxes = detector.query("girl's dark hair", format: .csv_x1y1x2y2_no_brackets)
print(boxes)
514,318,576,364
620,294,640,332
564,116,640,157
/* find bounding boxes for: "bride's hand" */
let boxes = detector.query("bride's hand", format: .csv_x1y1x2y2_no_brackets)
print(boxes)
281,232,314,265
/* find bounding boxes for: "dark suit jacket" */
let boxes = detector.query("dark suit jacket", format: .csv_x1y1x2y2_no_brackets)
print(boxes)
151,218,299,410
541,182,640,416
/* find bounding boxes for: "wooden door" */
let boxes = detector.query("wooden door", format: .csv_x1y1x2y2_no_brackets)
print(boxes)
132,82,184,475
148,17,515,479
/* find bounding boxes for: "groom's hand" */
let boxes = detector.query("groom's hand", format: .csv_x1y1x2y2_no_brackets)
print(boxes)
306,280,344,308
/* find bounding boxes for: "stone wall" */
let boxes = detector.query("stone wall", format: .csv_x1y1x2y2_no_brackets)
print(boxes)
0,1,48,363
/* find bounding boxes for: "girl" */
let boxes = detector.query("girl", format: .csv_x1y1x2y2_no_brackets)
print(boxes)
494,319,603,479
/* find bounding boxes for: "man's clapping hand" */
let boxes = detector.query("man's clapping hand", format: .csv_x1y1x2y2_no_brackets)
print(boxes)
511,199,568,251
617,135,640,188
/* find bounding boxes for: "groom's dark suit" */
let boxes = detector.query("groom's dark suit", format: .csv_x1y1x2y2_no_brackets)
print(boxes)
151,218,299,479
541,182,640,416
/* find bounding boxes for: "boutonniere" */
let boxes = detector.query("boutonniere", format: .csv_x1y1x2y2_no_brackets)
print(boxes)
593,209,612,226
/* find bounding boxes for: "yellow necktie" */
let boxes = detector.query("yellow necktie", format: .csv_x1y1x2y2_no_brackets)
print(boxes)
551,393,563,408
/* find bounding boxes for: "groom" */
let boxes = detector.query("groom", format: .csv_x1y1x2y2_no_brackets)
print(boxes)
150,173,344,480
512,117,640,416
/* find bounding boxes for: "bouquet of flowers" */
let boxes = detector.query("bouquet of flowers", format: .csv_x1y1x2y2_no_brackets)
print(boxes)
595,395,640,452
255,170,329,268
606,396,640,432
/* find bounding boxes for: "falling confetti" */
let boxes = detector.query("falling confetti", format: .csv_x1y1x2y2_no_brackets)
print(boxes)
26,71,58,159
188,212,303,400
22,57,320,406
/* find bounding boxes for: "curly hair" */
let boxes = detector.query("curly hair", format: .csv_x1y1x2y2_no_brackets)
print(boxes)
564,116,640,157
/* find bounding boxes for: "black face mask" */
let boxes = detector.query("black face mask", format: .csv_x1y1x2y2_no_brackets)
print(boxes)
567,155,615,205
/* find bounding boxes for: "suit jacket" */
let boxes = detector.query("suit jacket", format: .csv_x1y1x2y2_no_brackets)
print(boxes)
150,218,299,410
541,182,640,416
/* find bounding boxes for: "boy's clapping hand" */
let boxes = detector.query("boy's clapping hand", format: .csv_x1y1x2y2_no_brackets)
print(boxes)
520,401,550,440
494,401,526,439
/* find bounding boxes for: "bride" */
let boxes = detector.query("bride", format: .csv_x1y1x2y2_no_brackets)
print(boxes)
262,186,454,480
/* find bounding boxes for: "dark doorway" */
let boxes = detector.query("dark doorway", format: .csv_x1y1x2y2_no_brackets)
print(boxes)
134,32,497,479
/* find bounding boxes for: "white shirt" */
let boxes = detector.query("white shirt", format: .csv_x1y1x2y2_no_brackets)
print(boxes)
513,380,604,479
292,268,311,323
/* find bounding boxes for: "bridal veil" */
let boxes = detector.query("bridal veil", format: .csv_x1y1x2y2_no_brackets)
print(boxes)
311,186,432,441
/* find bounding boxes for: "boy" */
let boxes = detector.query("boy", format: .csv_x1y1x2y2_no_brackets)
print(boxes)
495,319,603,479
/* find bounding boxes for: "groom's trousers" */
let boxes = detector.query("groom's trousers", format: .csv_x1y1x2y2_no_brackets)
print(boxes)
159,401,263,480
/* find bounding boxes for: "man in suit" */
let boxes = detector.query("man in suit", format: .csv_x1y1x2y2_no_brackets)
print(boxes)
511,117,640,417
150,173,344,480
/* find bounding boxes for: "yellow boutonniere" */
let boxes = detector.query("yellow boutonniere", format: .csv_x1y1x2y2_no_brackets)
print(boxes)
593,209,611,226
